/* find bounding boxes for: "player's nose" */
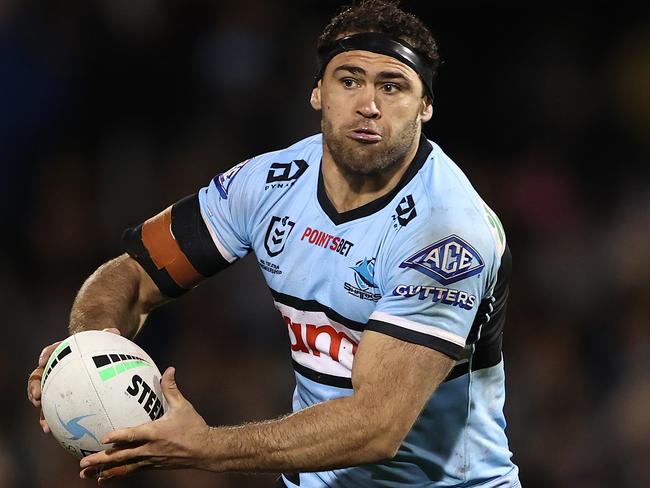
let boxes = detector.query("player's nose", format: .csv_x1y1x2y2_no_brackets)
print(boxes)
355,87,381,119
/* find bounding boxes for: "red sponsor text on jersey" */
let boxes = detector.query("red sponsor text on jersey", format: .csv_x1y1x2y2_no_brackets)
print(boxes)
283,315,358,362
300,227,354,257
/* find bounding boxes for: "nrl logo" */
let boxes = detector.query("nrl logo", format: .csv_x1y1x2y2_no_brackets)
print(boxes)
400,235,484,285
264,216,296,257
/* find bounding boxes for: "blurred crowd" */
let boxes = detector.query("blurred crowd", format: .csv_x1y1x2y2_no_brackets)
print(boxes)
1,1,648,487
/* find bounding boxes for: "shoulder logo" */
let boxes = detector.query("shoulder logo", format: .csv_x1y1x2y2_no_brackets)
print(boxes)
213,159,249,199
393,194,417,227
265,160,308,189
400,235,484,285
264,216,295,257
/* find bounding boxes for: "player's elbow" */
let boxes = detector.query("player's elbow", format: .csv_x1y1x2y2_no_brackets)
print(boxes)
366,436,401,462
364,421,406,462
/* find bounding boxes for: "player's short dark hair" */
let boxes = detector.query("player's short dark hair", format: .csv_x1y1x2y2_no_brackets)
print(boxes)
317,0,440,80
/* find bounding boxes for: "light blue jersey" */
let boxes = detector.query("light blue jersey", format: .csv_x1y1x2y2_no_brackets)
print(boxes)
125,133,519,486
195,133,519,487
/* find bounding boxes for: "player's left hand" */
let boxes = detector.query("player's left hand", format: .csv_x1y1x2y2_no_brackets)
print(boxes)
79,366,212,484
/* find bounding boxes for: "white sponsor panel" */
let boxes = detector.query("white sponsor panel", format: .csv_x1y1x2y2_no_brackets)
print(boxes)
275,301,361,378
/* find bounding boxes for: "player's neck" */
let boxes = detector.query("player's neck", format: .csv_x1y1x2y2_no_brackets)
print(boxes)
321,137,420,214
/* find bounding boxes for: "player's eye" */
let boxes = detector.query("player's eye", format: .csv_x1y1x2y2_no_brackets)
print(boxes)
341,78,360,89
381,83,401,93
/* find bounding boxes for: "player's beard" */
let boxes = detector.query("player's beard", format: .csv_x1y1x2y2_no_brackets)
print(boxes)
322,113,420,177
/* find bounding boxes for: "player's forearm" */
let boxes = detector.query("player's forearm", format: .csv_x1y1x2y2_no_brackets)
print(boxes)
68,254,154,338
201,394,400,474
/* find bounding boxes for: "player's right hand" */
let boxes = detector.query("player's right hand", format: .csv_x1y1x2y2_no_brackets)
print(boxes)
27,328,122,433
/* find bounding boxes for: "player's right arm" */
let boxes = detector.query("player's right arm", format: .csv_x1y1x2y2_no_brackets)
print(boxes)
28,157,258,431
27,253,165,427
29,161,253,419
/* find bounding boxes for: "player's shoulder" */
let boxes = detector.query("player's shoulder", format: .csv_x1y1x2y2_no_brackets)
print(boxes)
418,139,485,213
394,139,506,262
214,134,322,197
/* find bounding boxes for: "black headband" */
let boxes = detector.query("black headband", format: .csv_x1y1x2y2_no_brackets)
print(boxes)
315,32,434,101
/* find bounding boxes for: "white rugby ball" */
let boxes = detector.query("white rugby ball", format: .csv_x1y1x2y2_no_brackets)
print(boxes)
41,330,166,459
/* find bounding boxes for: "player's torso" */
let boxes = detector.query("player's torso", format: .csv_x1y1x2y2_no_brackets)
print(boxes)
250,156,403,385
233,135,517,487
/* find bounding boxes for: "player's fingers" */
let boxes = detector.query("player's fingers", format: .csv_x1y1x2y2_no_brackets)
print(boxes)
160,367,186,407
38,341,62,368
102,328,121,336
39,408,50,433
80,444,147,474
97,464,131,484
27,368,43,405
80,462,140,481
97,461,150,485
99,426,152,446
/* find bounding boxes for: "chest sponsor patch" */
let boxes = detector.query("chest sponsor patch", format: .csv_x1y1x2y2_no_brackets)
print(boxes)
393,284,477,310
299,227,354,257
400,235,484,285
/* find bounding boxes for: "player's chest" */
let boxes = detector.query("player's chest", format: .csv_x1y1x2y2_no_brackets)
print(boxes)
251,206,391,322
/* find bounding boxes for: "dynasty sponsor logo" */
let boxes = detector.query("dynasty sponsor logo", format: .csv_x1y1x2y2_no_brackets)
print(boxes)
345,257,381,302
400,234,484,285
393,284,477,310
283,316,358,363
264,216,296,257
126,374,164,421
392,194,417,228
300,227,354,257
265,160,308,190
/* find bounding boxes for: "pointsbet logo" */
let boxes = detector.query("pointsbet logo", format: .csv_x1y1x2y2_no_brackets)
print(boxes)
300,227,354,256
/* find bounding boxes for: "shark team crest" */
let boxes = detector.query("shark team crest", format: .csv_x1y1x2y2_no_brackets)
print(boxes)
344,257,381,302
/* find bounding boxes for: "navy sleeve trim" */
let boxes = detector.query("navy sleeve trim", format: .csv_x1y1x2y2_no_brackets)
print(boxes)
365,319,464,360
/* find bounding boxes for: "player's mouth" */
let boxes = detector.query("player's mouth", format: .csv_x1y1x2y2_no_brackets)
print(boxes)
347,127,383,143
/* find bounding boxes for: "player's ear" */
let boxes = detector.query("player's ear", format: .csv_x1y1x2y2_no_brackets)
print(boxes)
310,81,322,111
420,97,433,123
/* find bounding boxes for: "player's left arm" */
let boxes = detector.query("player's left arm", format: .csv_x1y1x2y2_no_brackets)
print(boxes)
79,330,453,481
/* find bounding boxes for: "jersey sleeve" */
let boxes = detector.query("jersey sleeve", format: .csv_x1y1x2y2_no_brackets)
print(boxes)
366,215,499,360
122,158,258,298
197,158,257,262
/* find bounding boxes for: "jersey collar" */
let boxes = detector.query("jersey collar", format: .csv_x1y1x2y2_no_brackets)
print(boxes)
317,133,433,226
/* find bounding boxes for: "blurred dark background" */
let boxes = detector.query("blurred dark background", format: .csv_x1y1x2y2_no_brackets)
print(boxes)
2,0,649,487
